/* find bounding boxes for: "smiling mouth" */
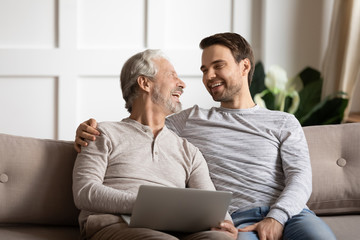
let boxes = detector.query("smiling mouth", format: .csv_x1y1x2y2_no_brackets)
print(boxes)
210,82,223,88
172,92,181,97
171,90,183,102
208,82,224,92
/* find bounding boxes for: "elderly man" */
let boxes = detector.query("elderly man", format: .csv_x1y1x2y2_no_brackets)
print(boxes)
72,49,238,240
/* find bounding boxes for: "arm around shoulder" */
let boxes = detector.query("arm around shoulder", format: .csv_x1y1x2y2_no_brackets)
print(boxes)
74,118,100,152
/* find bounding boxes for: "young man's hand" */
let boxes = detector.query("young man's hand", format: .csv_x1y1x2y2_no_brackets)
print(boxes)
238,217,283,240
74,118,100,153
212,220,238,239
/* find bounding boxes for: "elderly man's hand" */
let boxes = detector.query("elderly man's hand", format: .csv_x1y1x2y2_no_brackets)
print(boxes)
74,118,100,153
211,220,238,239
238,217,283,240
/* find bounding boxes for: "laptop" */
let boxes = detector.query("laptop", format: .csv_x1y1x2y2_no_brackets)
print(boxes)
124,185,232,233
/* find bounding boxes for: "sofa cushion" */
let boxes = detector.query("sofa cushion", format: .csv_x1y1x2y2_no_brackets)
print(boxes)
304,123,360,215
0,133,79,226
0,225,79,240
320,215,360,240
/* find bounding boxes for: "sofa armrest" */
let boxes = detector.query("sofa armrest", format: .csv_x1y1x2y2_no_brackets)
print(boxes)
303,123,360,215
0,133,79,226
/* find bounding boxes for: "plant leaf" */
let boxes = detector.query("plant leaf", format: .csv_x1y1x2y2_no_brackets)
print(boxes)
284,96,293,113
299,95,349,126
298,67,321,87
262,91,276,110
250,62,266,98
294,79,322,120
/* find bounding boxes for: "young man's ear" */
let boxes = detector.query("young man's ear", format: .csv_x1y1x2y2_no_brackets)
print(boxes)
137,76,152,93
241,58,251,77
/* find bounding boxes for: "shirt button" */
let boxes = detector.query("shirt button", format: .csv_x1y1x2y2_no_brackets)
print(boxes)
336,158,347,167
155,152,158,155
0,173,9,183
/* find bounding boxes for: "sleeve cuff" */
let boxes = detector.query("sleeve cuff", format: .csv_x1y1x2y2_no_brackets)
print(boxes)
225,212,233,222
266,208,289,225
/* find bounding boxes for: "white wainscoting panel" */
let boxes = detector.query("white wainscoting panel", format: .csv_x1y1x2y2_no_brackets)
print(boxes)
0,0,57,48
77,0,145,49
0,77,57,139
77,76,128,122
162,0,232,49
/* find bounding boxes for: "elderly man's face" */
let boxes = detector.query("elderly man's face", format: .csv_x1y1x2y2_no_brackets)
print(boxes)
151,58,186,114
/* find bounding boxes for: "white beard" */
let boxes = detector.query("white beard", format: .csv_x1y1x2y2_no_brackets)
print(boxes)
151,85,182,114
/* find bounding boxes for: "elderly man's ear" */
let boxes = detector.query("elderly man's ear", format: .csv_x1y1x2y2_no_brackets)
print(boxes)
137,76,152,93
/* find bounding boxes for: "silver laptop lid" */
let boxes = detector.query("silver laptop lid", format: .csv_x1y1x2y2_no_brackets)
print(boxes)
129,185,232,233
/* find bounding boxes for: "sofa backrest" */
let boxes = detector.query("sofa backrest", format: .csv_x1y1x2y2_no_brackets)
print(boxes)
304,122,360,215
1,122,359,225
0,133,79,226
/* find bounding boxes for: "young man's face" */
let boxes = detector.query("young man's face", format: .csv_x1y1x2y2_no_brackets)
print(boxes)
151,57,185,114
200,44,246,104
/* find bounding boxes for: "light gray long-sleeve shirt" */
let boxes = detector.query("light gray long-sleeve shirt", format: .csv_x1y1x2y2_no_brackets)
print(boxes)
166,105,312,225
72,118,220,231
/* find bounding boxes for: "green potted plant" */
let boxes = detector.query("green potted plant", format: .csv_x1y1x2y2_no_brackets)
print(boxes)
250,62,349,126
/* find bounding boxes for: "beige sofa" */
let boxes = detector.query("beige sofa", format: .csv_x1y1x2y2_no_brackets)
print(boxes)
1,123,359,239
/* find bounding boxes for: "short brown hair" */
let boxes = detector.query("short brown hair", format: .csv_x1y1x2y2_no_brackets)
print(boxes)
199,32,255,86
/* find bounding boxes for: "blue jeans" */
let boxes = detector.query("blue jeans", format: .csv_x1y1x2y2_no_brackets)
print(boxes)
231,207,336,240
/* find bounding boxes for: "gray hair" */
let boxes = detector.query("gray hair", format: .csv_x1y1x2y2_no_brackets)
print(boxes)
120,49,167,113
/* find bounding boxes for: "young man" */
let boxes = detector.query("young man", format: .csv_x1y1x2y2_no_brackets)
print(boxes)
75,33,336,240
72,49,238,240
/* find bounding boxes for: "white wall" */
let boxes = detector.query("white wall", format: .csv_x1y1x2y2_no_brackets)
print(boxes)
0,0,336,140
261,0,333,75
